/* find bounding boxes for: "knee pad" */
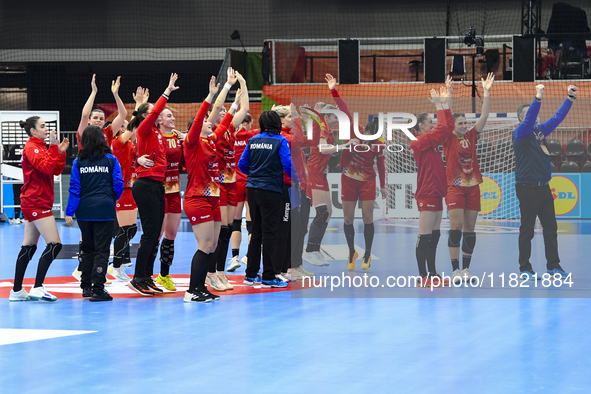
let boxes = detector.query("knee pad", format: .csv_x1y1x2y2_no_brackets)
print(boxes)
313,205,329,226
232,219,242,233
18,244,37,262
448,229,462,248
430,230,441,248
42,242,62,261
416,234,432,251
462,232,476,254
246,220,253,234
127,224,138,240
219,225,230,242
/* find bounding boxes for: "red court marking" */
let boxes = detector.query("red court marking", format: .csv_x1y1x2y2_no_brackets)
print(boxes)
0,275,317,299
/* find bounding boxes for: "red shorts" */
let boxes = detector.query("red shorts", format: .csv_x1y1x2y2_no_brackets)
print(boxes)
446,185,481,211
219,182,237,207
309,172,329,192
116,188,137,211
341,175,376,201
236,181,247,203
184,196,221,225
22,208,54,222
165,192,182,214
416,197,443,212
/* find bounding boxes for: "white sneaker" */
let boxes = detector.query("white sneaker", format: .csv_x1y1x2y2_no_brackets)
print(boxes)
112,266,131,282
288,268,303,280
452,269,463,284
122,262,133,268
303,251,326,267
206,273,227,291
241,256,248,265
298,265,315,277
72,267,82,281
276,273,289,282
29,285,57,302
227,256,242,272
216,271,233,290
461,268,474,282
9,288,35,301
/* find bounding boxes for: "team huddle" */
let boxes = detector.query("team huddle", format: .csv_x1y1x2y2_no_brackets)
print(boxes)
8,69,577,302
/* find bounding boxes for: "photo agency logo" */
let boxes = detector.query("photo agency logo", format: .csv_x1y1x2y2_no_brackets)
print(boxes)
304,108,418,153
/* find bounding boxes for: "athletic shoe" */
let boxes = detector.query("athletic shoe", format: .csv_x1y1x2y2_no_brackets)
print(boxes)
216,272,233,290
89,288,113,302
261,278,288,288
416,276,430,287
29,286,57,302
145,278,164,293
461,268,475,283
122,261,133,268
361,255,371,270
205,273,227,291
199,287,221,301
72,267,82,281
317,251,330,266
429,274,450,287
227,256,242,272
347,251,358,271
243,275,262,286
280,272,296,282
288,268,303,280
126,280,155,296
9,289,35,302
107,264,114,275
156,274,177,291
298,266,315,277
520,270,540,281
241,256,248,265
303,251,325,267
452,269,463,284
183,290,211,303
82,286,92,298
547,268,570,279
105,277,112,285
111,266,131,282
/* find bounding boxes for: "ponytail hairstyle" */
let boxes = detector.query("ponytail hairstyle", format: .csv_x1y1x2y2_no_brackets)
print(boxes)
79,125,111,162
19,116,40,137
127,103,151,131
258,111,282,135
364,116,380,136
413,113,430,133
237,113,253,131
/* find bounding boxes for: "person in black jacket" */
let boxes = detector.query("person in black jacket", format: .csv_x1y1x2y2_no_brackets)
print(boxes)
238,111,292,288
66,125,124,301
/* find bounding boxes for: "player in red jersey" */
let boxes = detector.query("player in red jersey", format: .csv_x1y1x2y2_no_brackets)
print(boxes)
182,76,224,302
228,113,255,272
205,69,249,291
76,74,127,148
9,116,69,302
125,73,179,297
341,116,387,272
409,78,455,287
443,73,494,283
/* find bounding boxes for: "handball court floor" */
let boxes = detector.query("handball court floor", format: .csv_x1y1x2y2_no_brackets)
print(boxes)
1,218,590,393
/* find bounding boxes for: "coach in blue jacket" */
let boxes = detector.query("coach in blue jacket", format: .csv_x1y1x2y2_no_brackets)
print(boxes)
238,111,293,288
66,125,124,301
512,83,577,280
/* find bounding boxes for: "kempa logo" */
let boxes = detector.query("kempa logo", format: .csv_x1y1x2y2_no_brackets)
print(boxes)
306,110,417,153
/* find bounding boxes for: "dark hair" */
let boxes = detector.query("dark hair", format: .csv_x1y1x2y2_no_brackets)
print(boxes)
517,104,530,121
452,113,465,123
127,103,151,131
19,116,40,137
258,111,282,135
242,113,253,124
103,120,112,129
79,125,111,162
187,117,195,131
413,113,430,133
90,108,105,118
364,116,379,136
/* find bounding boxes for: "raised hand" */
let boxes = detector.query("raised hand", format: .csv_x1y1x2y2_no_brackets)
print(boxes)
133,87,148,105
227,67,237,86
326,74,337,90
536,84,545,98
167,73,180,92
91,74,98,93
430,89,441,106
111,76,121,95
291,103,299,118
234,88,244,104
235,70,246,85
568,85,577,97
209,76,220,95
482,73,495,92
58,137,69,154
49,130,58,145
446,75,453,94
314,101,326,112
439,85,449,104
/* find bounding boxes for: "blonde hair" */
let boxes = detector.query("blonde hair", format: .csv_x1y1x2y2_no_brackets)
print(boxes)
271,105,290,118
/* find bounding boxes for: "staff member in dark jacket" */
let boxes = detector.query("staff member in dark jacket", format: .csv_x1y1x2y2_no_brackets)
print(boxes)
512,83,576,280
66,125,124,301
238,111,292,288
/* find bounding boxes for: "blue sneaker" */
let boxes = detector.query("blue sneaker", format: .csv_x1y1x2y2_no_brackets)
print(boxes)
261,278,288,288
547,268,570,279
520,270,541,281
243,275,262,286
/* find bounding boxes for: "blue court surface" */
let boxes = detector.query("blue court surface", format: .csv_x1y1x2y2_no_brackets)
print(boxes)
1,218,590,393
